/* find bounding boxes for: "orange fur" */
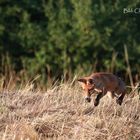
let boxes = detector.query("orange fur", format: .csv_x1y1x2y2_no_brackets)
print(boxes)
78,72,126,106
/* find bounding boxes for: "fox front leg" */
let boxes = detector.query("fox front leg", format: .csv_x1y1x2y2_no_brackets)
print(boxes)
94,93,105,106
94,88,106,106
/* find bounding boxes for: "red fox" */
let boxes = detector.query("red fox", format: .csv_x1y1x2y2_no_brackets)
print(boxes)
78,72,126,106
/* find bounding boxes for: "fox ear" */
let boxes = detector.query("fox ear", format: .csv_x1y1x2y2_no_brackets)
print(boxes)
77,78,87,84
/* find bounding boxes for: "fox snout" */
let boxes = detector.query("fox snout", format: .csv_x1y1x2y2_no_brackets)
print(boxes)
85,97,91,102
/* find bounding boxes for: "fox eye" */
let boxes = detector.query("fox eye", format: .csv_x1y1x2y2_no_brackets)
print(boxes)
88,79,93,84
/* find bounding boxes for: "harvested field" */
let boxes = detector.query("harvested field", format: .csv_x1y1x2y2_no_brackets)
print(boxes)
0,82,140,140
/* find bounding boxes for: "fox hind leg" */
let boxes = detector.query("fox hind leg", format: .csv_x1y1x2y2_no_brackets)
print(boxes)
116,92,126,105
107,91,115,99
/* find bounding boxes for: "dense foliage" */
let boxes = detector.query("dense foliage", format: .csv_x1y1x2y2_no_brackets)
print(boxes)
0,0,140,82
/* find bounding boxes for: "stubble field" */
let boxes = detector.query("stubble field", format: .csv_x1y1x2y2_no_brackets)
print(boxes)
0,81,140,140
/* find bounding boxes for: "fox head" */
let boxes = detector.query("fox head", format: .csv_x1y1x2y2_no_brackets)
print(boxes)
77,78,95,102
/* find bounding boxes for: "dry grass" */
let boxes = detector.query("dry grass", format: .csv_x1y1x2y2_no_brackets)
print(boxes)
0,81,140,140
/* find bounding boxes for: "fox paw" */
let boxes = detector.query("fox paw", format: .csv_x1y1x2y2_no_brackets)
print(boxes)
116,99,122,105
94,101,99,106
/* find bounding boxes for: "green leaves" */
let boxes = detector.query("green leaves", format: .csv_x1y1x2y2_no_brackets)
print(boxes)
0,0,140,81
